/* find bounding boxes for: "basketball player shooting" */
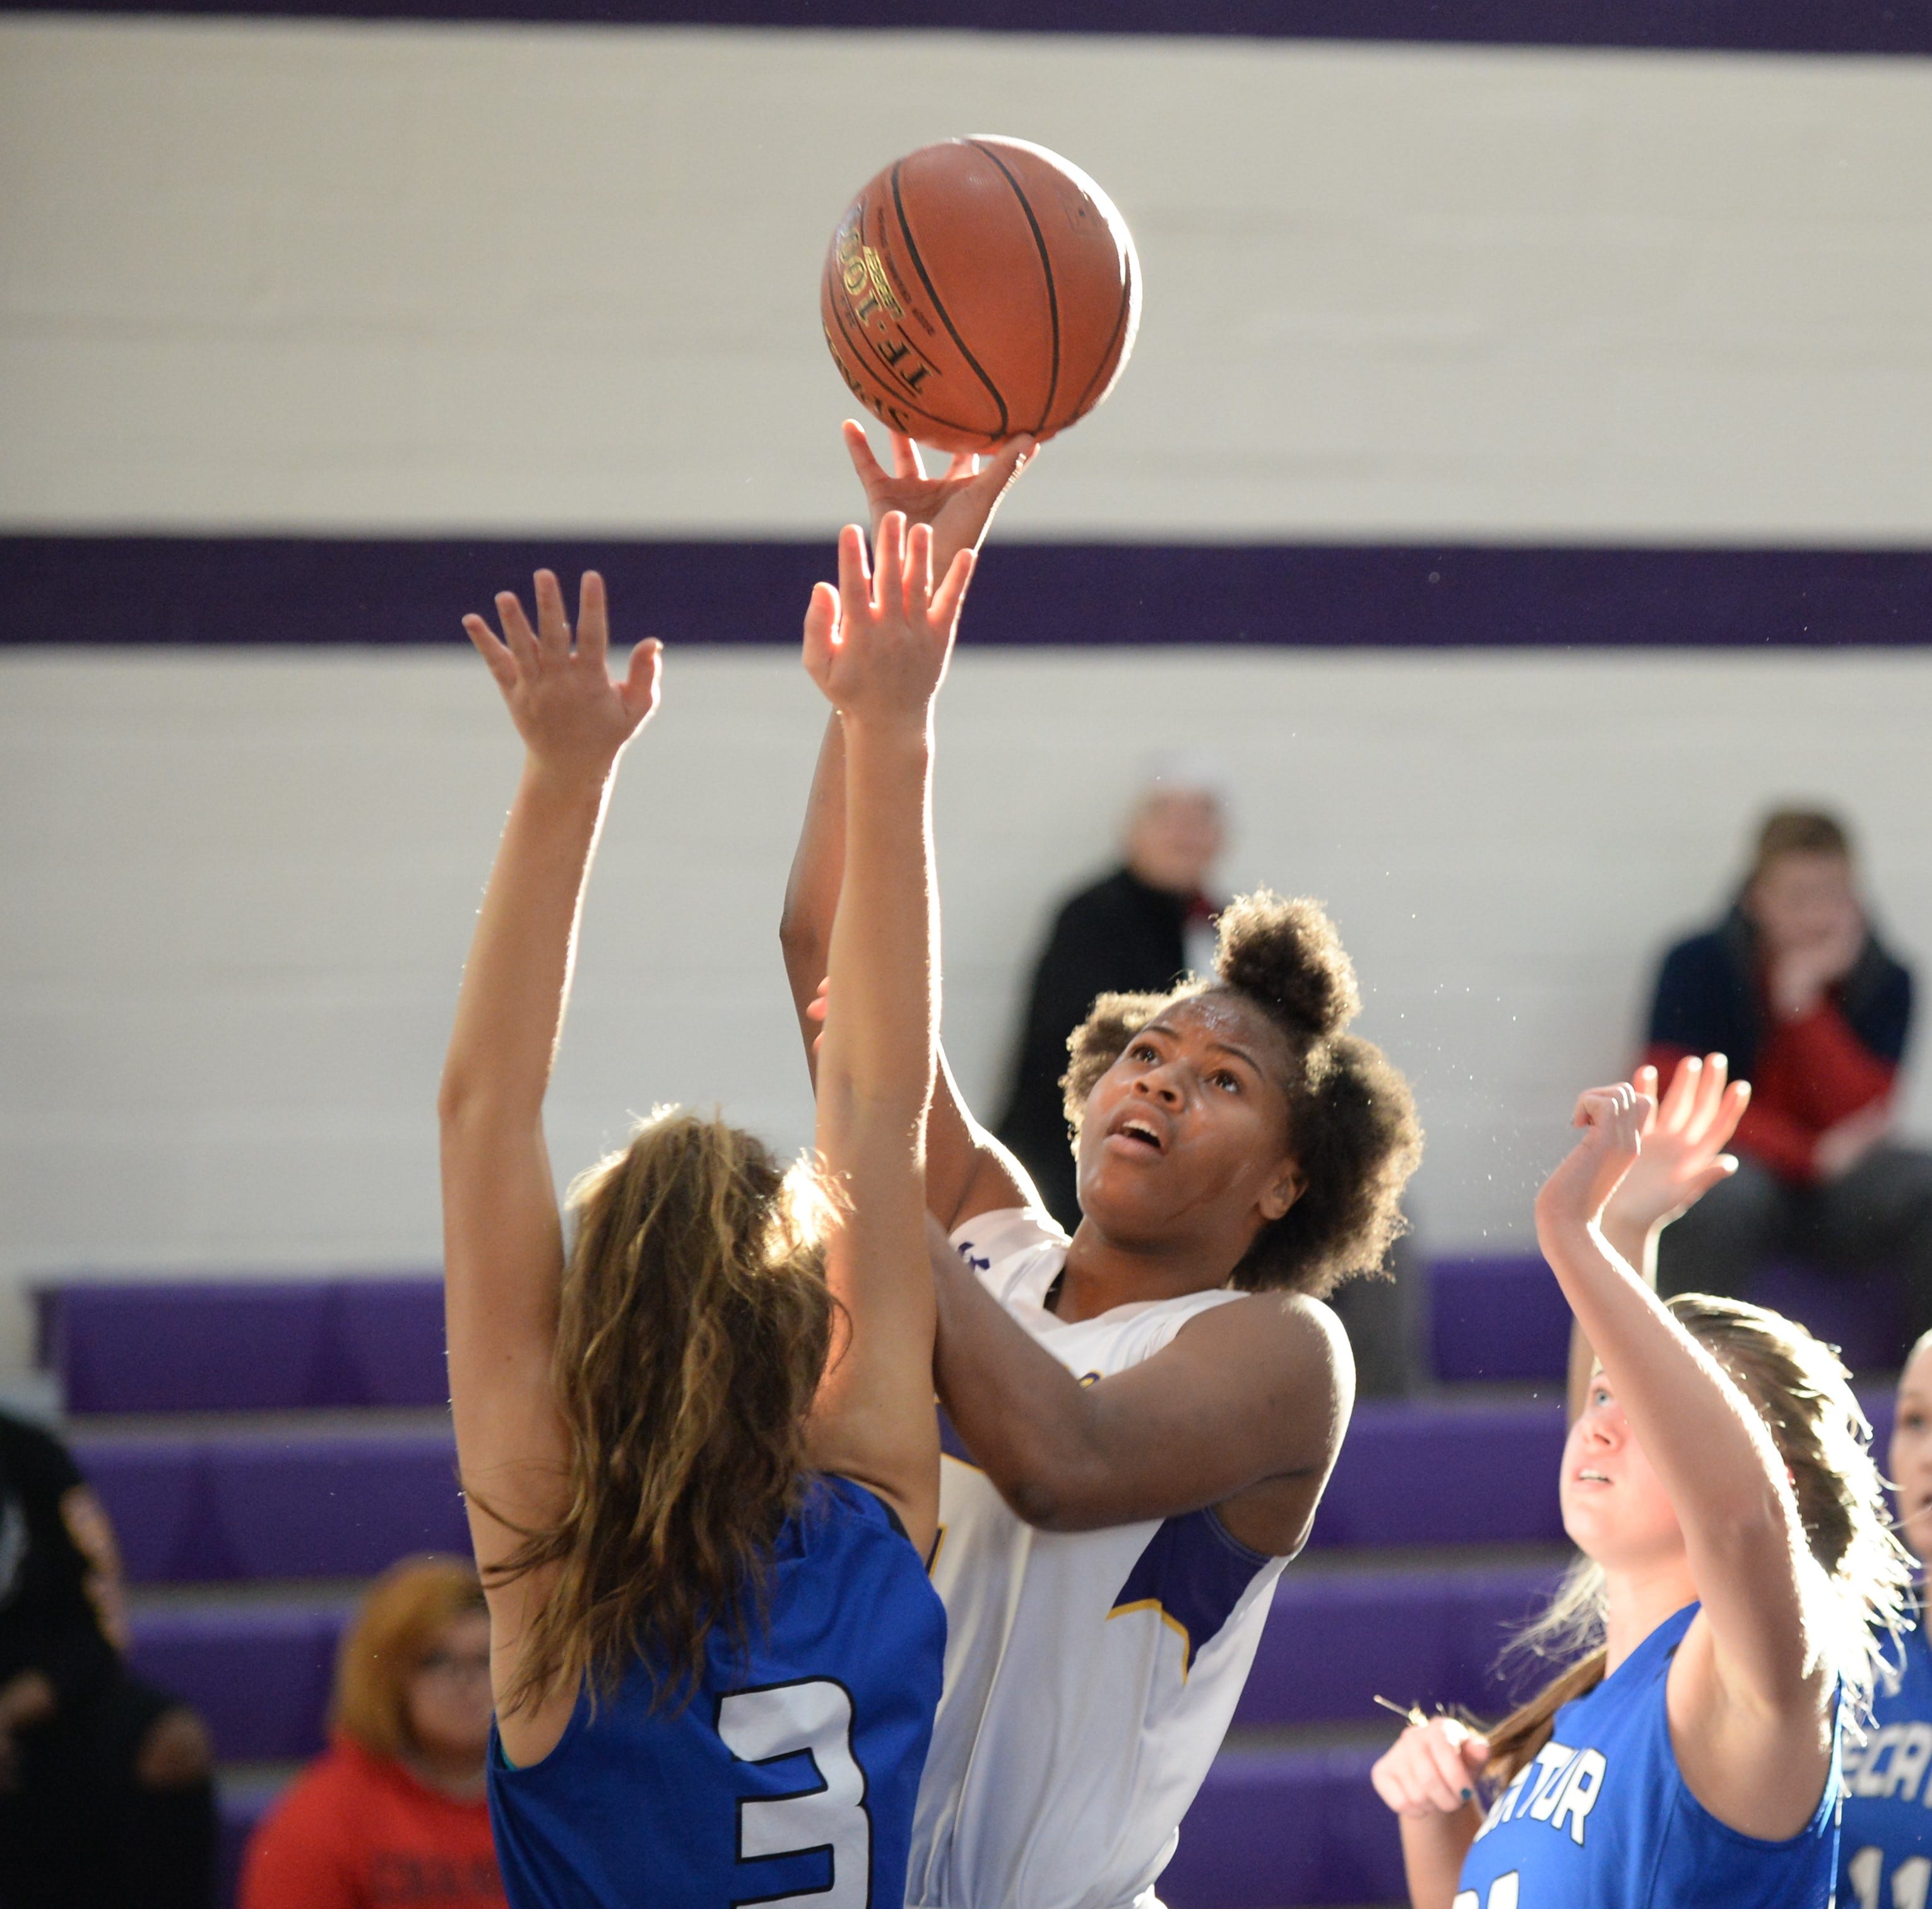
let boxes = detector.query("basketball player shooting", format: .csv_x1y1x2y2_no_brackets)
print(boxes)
780,423,1425,1909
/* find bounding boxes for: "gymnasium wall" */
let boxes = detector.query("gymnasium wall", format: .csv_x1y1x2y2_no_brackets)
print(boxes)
4,18,1931,1374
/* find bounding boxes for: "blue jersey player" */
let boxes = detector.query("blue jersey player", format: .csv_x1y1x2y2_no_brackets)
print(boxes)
1842,1332,1932,1909
1373,1065,1912,1908
439,517,973,1908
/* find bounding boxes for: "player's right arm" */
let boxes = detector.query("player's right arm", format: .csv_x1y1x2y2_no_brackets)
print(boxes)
779,425,1036,1229
1369,1717,1490,1909
1563,1053,1749,1422
437,571,660,1752
796,514,973,1559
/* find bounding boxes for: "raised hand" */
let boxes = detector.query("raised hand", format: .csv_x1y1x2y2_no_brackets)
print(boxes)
843,421,1034,579
1602,1055,1750,1239
462,570,662,782
1535,1082,1652,1241
803,512,975,726
1370,1715,1490,1820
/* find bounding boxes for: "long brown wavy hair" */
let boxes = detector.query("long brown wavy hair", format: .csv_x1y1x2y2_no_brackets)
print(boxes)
481,1109,836,1718
1484,1292,1911,1785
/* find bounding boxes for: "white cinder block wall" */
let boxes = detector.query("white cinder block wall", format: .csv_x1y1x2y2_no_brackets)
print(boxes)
3,21,1931,1372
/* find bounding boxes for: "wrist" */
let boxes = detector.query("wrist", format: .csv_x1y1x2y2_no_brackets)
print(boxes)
839,710,935,755
519,754,615,805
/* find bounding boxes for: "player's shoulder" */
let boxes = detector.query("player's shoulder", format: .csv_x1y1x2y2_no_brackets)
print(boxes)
1178,1286,1353,1392
949,1205,1069,1277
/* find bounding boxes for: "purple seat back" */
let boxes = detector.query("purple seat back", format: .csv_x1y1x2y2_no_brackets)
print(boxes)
1307,1398,1568,1549
40,1275,446,1414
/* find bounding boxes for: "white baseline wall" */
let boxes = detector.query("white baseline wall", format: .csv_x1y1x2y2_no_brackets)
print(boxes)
4,645,1929,1372
3,21,1931,1370
3,20,1931,538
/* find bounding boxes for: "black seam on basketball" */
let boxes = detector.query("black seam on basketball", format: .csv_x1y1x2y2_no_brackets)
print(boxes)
1067,252,1135,430
889,160,1010,440
966,139,1059,435
827,299,992,440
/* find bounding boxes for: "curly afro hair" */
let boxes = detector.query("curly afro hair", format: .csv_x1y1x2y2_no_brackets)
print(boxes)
1060,891,1422,1299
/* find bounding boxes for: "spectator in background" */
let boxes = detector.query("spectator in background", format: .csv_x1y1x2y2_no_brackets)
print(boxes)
1647,807,1932,1357
0,1406,215,1909
997,757,1229,1231
242,1555,502,1909
995,761,1423,1393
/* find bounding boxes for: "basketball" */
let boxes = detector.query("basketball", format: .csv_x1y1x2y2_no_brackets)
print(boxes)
821,136,1141,454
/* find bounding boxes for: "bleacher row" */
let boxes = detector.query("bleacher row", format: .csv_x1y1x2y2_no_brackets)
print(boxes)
34,1253,1902,1909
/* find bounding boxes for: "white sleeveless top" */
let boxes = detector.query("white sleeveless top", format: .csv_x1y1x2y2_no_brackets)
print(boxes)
908,1209,1292,1909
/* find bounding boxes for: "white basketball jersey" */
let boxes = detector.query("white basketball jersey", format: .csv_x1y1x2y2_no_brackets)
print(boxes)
907,1208,1291,1909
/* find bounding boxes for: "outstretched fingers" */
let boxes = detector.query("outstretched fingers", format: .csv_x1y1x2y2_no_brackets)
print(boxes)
873,511,906,614
1657,1053,1704,1134
531,569,571,656
621,636,664,725
461,613,518,692
928,547,977,631
574,571,608,666
836,523,874,622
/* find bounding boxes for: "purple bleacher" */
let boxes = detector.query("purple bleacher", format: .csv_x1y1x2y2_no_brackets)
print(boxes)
1236,1562,1566,1730
74,1429,467,1582
40,1274,447,1414
1431,1254,1570,1383
1165,1746,1404,1908
130,1604,347,1761
217,1777,283,1909
1307,1397,1567,1549
338,1280,449,1408
1751,1261,1906,1374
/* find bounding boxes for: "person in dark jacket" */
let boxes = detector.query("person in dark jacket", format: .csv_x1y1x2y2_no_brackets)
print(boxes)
0,1407,215,1909
995,764,1424,1393
996,761,1228,1232
1645,807,1932,1357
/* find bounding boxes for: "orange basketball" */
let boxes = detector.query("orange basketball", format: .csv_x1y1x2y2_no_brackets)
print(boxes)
821,137,1141,454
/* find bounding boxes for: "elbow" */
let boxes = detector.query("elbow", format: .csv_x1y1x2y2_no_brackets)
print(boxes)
778,894,826,971
988,1451,1113,1533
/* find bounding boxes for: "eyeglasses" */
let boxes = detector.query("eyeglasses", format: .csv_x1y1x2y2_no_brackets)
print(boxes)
415,1651,492,1683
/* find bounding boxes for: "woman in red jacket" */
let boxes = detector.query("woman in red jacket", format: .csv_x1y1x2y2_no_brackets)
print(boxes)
241,1556,502,1909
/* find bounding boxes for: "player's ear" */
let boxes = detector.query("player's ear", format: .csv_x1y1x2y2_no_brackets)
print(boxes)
1259,1161,1304,1222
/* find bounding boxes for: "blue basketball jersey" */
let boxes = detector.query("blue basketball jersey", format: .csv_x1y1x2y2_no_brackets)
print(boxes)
1840,1612,1932,1909
487,1475,945,1909
1457,1602,1841,1909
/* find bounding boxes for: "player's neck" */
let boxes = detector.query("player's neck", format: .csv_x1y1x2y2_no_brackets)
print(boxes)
1057,1223,1236,1321
1600,1558,1700,1676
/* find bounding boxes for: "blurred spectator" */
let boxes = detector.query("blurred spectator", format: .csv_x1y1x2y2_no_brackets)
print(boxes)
1647,808,1932,1356
241,1556,502,1909
0,1406,215,1909
997,757,1229,1231
995,760,1424,1393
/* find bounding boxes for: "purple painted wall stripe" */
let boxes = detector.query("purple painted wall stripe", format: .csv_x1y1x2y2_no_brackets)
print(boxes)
5,1,1931,57
4,535,1929,649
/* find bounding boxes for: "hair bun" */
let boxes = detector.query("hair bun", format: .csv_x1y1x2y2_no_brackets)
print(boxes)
1214,890,1360,1037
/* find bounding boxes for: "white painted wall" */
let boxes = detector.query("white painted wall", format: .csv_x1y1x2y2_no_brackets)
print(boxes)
4,644,1930,1371
3,20,1931,538
3,20,1931,1370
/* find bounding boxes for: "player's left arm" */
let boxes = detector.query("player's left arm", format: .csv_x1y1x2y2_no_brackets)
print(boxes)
1536,1086,1834,1824
930,1221,1351,1555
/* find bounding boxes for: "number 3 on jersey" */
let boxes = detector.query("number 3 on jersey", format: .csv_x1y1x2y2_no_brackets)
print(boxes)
717,1678,870,1907
1848,1847,1932,1909
1454,1878,1519,1909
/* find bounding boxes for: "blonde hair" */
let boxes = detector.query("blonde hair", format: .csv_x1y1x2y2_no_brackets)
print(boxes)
331,1554,487,1762
1486,1292,1911,1785
480,1109,834,1718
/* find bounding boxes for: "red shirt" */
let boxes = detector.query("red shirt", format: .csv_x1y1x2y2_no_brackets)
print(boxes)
1648,983,1895,1185
240,1736,504,1909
